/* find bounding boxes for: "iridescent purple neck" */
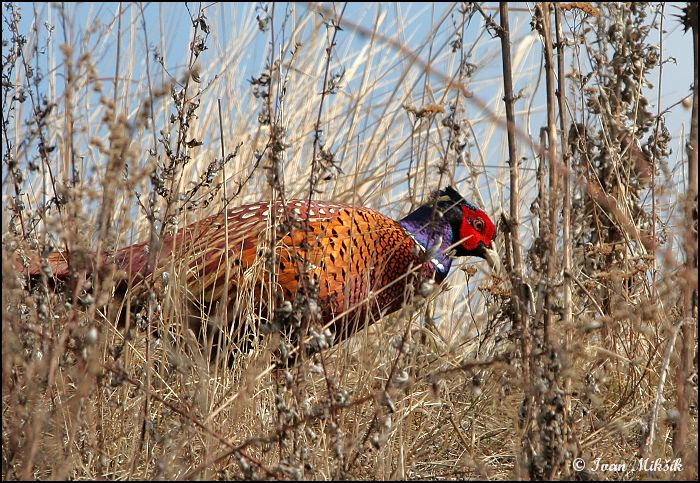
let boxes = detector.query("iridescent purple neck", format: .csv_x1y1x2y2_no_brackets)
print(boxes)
399,206,454,282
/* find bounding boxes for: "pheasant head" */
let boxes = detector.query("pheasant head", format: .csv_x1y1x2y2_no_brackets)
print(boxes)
398,186,500,281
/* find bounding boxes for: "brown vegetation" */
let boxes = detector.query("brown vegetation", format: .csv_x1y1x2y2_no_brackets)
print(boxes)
2,2,697,480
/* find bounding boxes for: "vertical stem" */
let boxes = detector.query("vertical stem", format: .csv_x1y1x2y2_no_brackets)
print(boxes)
650,5,665,297
541,3,559,345
675,6,698,459
498,4,532,478
217,98,229,381
555,4,574,474
498,1,528,376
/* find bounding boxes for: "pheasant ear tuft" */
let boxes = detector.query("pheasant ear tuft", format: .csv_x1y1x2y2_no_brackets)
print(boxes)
436,185,483,212
432,186,467,207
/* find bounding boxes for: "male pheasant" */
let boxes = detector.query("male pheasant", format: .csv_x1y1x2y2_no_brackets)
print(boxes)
19,186,499,357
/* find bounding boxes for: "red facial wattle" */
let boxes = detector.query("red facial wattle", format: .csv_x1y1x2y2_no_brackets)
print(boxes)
459,205,495,253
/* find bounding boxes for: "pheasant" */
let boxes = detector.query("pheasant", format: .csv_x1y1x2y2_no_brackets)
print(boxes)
18,186,499,358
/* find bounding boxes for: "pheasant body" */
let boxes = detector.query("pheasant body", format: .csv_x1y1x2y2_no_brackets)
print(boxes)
120,199,444,342
23,187,498,350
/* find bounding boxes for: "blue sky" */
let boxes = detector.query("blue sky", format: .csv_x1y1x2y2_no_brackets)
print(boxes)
10,2,693,158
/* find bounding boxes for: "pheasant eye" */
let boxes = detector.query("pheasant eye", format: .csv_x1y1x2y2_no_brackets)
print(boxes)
473,218,484,232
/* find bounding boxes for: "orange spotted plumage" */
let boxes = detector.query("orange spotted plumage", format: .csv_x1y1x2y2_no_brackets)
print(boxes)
21,186,499,352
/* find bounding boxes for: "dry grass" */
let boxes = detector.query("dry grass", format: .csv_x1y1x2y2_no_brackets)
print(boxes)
2,2,697,480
